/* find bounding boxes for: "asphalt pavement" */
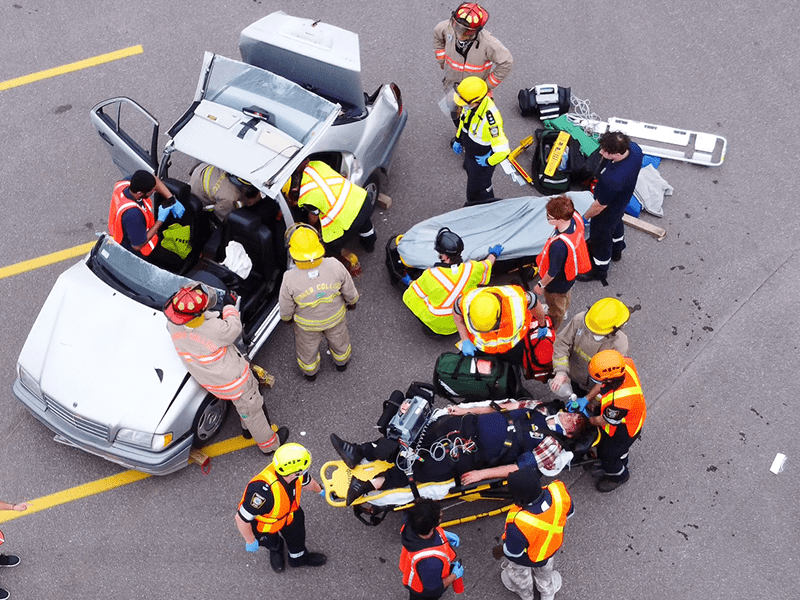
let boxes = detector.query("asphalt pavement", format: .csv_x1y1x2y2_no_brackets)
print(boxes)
0,1,797,599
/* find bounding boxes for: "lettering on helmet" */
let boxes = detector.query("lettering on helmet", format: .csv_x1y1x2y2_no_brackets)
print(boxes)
250,493,266,509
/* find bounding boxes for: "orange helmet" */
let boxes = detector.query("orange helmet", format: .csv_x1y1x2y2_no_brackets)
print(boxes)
588,349,626,383
452,3,489,40
164,283,215,325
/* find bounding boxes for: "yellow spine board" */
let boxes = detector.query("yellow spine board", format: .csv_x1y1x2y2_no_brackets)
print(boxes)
544,131,571,176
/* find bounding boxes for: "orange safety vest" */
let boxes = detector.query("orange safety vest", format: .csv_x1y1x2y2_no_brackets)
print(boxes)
599,358,646,437
536,213,591,281
399,525,457,593
402,259,492,335
503,481,572,563
459,285,532,354
108,180,158,256
297,161,366,243
239,464,302,534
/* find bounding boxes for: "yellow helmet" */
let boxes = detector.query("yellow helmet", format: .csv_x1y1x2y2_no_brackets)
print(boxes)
454,76,488,107
273,442,311,476
584,298,630,335
281,177,292,198
287,224,325,269
588,349,626,382
468,290,501,332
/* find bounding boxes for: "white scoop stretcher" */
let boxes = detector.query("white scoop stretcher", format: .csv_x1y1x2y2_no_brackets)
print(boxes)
567,115,727,167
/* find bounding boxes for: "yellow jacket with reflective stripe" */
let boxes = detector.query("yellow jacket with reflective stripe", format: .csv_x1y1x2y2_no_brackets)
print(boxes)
456,96,510,166
297,161,366,243
403,259,493,335
503,481,571,563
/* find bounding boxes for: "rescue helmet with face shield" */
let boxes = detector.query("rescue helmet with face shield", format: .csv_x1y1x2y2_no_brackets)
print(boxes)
286,223,325,269
164,282,216,325
584,298,630,336
434,227,464,259
273,443,311,477
468,290,501,332
451,3,489,41
454,76,489,107
588,349,626,384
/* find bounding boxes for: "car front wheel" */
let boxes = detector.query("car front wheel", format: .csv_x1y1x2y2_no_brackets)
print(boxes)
191,394,228,447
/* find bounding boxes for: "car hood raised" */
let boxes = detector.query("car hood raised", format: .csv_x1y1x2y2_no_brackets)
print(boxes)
21,260,189,434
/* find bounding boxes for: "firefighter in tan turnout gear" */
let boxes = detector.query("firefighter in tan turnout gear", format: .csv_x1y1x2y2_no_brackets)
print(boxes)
279,225,359,381
164,283,288,453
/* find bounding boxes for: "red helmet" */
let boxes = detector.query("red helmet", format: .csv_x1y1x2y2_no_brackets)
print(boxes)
164,283,215,325
452,3,489,40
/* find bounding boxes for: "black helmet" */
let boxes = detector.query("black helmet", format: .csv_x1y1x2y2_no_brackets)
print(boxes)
434,227,464,258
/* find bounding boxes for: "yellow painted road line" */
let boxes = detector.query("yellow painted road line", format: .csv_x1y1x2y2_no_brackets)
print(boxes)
0,241,96,281
0,45,143,92
0,436,256,524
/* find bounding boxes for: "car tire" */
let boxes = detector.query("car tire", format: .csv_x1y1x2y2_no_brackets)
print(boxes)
191,393,229,447
364,172,381,210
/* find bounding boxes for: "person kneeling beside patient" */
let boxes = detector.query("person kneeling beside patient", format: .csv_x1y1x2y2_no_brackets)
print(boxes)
330,398,590,506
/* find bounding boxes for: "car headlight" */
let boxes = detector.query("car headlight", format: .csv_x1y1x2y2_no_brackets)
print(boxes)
116,429,174,451
18,366,43,399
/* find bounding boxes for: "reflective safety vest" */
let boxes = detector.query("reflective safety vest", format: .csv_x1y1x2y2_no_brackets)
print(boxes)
403,259,492,335
399,525,457,593
503,481,571,563
108,180,158,255
599,358,646,438
456,96,510,166
297,161,366,243
459,285,532,354
239,464,302,534
536,213,592,282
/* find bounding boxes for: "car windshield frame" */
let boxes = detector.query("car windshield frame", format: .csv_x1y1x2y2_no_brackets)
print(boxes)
87,237,216,311
202,55,338,144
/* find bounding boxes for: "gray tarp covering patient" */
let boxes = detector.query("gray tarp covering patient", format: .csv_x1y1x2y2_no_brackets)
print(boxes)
397,191,594,269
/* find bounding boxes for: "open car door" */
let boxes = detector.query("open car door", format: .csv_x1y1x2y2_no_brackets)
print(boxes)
90,97,159,178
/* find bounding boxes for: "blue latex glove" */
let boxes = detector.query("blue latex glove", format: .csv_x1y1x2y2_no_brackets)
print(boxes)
475,151,492,167
566,397,590,417
452,141,463,155
157,205,171,222
400,274,412,287
488,244,504,258
583,214,591,226
537,326,548,339
461,339,477,357
245,540,259,553
451,561,465,579
170,199,186,218
443,530,460,548
318,489,325,497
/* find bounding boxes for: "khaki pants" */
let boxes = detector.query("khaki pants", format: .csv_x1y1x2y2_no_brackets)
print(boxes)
232,374,279,453
501,557,562,600
294,319,351,376
543,289,572,333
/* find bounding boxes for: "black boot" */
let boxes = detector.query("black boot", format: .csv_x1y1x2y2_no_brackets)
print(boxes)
269,538,285,573
346,477,375,506
359,233,377,253
330,433,364,469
